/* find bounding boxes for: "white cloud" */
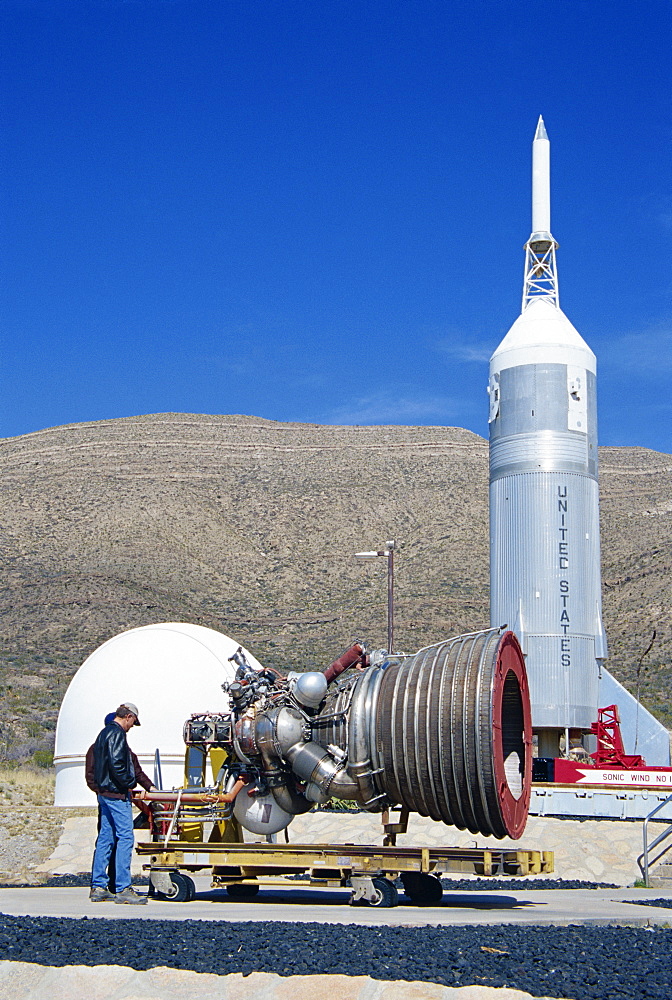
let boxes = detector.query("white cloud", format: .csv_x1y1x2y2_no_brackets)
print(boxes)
323,391,454,425
433,336,494,364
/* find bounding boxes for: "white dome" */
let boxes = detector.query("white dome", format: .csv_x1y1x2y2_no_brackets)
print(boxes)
54,623,263,806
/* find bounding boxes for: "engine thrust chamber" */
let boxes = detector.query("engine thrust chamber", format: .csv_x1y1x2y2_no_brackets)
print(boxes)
353,628,531,839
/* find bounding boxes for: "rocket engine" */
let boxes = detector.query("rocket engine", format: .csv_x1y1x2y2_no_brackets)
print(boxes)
183,627,532,840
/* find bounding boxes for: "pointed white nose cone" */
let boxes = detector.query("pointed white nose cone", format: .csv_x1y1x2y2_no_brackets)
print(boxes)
490,298,596,375
531,115,551,240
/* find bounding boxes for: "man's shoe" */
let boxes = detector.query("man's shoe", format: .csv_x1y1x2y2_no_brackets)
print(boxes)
89,886,116,902
114,886,148,904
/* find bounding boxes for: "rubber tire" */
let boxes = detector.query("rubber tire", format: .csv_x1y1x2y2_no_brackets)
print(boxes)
226,882,260,898
153,872,195,902
401,872,443,905
182,874,197,901
369,878,399,908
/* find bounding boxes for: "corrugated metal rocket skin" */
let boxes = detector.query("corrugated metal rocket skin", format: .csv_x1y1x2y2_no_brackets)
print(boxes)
488,119,604,732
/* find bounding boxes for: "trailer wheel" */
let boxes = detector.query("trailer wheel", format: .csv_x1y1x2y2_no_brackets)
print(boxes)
153,872,195,902
369,878,399,908
226,882,260,898
401,872,443,905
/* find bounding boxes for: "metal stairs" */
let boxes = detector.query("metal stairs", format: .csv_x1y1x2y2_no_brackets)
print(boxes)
639,793,672,887
648,856,672,889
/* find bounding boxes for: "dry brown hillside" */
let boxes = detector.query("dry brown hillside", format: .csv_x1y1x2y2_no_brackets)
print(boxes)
0,413,670,761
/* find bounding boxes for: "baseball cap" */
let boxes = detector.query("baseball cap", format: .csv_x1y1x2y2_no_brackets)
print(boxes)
120,702,141,726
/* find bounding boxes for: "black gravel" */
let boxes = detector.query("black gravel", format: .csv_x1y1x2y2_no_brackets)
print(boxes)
440,878,620,891
282,875,622,891
0,916,671,999
0,874,149,889
622,898,672,910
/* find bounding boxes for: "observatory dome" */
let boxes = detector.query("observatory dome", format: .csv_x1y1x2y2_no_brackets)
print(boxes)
54,623,263,806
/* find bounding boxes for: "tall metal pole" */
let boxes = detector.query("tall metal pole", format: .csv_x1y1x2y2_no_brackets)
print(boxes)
387,540,395,654
354,541,396,654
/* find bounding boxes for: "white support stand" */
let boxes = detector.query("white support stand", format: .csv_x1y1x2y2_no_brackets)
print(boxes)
522,236,559,310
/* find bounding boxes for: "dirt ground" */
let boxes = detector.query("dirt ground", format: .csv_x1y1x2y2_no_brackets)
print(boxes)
0,767,91,884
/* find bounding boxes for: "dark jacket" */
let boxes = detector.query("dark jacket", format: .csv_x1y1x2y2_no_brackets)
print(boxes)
92,722,141,799
86,741,153,798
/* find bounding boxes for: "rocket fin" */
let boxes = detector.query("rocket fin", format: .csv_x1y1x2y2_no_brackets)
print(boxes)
595,607,608,663
511,600,527,655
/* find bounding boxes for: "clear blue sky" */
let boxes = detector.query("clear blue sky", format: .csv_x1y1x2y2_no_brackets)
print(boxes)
2,0,671,452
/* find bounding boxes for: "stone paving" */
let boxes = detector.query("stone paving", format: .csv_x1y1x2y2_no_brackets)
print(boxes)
288,812,649,885
34,817,149,877
37,809,656,886
0,963,564,1000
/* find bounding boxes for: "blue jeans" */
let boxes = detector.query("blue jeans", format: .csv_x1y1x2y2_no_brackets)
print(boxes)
91,795,134,892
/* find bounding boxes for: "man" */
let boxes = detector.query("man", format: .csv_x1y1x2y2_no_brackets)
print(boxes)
90,703,151,904
86,712,155,897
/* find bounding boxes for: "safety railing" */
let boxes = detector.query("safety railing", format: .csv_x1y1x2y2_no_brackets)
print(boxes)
638,792,672,887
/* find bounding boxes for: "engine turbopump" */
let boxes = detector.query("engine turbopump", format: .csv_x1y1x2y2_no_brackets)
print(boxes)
184,627,532,839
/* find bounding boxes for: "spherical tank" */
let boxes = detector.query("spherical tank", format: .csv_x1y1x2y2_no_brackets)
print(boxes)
54,623,263,806
233,786,293,835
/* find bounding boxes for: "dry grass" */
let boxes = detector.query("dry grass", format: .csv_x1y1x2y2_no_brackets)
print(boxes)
0,766,95,881
0,765,55,803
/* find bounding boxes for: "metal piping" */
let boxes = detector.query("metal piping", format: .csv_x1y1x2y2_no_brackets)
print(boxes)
254,706,360,812
323,642,366,684
254,712,314,815
368,628,532,838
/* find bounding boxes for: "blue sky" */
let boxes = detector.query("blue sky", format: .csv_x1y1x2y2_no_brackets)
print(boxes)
1,0,671,452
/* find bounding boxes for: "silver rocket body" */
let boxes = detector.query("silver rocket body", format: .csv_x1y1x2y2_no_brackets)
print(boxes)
488,119,606,744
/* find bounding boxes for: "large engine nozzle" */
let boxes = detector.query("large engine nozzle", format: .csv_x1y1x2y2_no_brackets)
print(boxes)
369,629,531,839
308,627,531,839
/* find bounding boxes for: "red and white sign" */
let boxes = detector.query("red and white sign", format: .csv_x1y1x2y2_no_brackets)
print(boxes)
575,769,672,788
552,758,672,789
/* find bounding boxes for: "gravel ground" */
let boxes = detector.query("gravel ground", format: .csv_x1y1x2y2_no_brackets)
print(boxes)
0,874,150,889
439,880,619,892
0,915,670,999
622,898,672,910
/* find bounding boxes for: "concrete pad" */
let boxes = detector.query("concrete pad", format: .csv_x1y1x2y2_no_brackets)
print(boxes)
0,963,563,1000
35,817,146,876
40,810,662,886
1,880,671,927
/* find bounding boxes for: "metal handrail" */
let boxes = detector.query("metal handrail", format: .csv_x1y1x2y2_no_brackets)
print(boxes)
153,748,163,791
163,786,184,849
639,792,672,887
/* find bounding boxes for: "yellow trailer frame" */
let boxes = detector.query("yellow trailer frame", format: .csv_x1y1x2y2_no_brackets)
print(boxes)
136,839,554,906
138,754,553,905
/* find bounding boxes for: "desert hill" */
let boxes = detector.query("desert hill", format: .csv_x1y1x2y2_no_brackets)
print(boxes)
0,412,670,761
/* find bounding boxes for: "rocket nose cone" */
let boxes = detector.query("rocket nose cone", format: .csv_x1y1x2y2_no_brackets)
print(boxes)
534,116,549,141
490,298,596,373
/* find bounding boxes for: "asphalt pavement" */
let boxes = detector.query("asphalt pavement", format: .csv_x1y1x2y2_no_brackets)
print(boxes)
1,879,671,927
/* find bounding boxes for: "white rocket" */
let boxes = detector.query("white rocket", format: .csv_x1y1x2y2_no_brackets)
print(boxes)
488,117,606,756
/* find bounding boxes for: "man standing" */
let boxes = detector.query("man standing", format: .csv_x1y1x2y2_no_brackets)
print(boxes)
90,703,150,904
86,711,155,897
